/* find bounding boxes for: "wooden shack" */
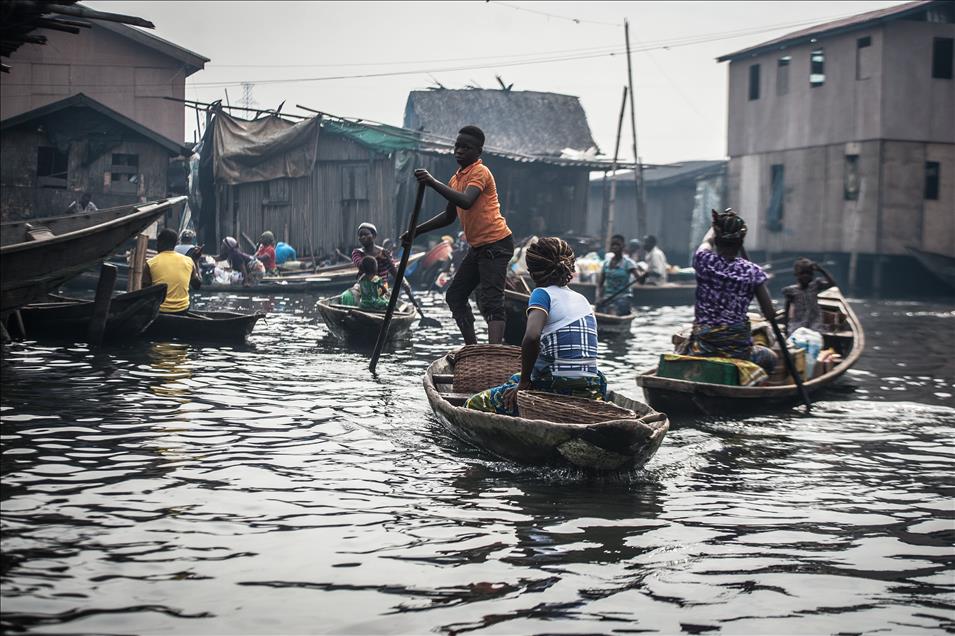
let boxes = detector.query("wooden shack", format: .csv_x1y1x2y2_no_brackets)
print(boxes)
200,112,408,259
0,93,186,222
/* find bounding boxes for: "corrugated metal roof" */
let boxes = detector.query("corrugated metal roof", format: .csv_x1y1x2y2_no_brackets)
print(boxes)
717,0,943,62
591,160,726,186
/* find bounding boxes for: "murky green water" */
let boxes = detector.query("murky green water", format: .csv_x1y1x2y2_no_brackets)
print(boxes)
2,293,953,634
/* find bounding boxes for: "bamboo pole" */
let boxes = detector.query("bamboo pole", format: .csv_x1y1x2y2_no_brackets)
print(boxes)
624,19,647,239
127,233,148,292
604,86,629,252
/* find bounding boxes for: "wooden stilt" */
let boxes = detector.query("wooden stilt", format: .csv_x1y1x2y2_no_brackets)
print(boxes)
87,263,118,345
128,233,148,292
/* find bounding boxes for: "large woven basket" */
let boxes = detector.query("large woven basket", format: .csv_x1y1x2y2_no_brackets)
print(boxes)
517,391,637,424
451,344,521,394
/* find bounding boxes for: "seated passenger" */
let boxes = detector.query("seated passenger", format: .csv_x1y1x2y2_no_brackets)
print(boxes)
596,233,639,315
783,257,836,333
676,209,777,373
275,241,297,265
142,228,201,314
216,236,253,287
466,237,606,416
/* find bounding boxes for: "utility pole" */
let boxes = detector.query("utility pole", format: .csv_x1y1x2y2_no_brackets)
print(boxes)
624,19,647,239
605,85,629,252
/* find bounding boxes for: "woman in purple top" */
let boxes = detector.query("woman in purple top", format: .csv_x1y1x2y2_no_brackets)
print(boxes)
678,209,778,372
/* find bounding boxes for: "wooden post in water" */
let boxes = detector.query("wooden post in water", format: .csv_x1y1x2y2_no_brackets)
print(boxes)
88,263,118,345
128,234,148,292
604,86,629,252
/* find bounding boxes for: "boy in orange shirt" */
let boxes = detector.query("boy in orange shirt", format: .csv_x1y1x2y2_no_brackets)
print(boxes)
402,125,514,345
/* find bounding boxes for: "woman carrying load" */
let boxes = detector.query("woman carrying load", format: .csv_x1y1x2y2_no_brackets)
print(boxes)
466,237,606,416
677,209,777,372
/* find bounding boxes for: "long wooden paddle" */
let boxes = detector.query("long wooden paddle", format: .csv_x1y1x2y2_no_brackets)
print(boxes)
404,285,441,328
369,183,426,373
740,246,811,412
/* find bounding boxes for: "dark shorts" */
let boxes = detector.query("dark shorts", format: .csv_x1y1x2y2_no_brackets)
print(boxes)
446,234,513,323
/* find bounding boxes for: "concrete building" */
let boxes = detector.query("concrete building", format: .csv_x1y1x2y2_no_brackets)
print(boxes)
718,0,954,294
586,161,726,266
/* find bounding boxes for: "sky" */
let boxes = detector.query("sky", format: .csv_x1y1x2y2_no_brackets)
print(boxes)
89,0,906,165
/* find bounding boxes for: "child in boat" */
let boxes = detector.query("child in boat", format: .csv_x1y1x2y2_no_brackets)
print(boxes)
255,231,278,274
340,256,389,310
466,237,606,416
596,234,639,316
783,258,836,333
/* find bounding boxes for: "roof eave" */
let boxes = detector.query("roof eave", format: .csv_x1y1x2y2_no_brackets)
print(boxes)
95,20,208,75
0,93,186,155
716,1,934,62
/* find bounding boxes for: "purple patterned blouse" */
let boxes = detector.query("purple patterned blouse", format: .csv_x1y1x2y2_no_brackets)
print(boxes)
693,248,768,326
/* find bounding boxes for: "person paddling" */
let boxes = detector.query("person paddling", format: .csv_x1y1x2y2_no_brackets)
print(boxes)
401,125,514,345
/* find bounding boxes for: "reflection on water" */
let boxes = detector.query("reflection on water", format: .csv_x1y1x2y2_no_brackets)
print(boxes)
2,293,953,634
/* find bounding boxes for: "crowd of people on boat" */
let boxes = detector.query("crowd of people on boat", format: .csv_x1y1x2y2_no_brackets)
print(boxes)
143,122,836,417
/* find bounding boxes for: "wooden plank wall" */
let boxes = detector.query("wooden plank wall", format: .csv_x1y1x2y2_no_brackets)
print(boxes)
226,131,397,259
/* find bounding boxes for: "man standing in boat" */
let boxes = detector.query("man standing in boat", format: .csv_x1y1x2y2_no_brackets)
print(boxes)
401,125,514,345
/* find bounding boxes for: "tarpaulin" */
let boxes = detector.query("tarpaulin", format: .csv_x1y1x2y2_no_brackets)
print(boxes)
212,112,320,185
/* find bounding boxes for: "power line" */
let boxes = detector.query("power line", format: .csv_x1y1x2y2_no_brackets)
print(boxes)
3,10,866,92
489,1,623,27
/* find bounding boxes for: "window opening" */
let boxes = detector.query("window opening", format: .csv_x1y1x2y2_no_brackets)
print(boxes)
776,56,790,95
932,37,954,79
856,36,873,80
767,164,785,232
36,146,68,189
844,155,860,201
810,48,826,86
925,162,940,200
748,64,760,100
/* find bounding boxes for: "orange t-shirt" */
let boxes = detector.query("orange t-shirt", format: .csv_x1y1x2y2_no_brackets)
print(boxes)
447,160,511,247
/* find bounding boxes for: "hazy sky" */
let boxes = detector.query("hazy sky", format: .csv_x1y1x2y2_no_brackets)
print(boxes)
90,1,905,164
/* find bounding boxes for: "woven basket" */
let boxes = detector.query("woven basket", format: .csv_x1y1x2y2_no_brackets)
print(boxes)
517,391,637,424
451,344,521,394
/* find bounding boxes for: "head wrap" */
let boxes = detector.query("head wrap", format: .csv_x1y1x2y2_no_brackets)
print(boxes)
712,208,747,243
357,222,378,236
526,237,576,287
179,229,196,243
222,236,239,250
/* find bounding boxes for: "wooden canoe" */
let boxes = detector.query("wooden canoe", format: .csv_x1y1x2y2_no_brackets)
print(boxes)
141,309,264,343
424,351,670,471
0,203,153,247
635,287,864,416
316,296,417,343
0,197,185,313
503,288,635,345
16,284,166,342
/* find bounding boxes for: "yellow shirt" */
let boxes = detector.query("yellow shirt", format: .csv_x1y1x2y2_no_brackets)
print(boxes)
147,250,195,313
448,160,511,247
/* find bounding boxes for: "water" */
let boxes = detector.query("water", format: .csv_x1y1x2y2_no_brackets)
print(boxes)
2,293,953,634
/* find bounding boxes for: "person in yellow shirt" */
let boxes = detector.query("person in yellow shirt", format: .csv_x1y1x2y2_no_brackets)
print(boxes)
142,228,202,314
401,125,514,345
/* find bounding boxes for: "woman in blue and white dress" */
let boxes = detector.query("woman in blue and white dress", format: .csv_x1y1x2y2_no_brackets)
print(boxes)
466,237,607,416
